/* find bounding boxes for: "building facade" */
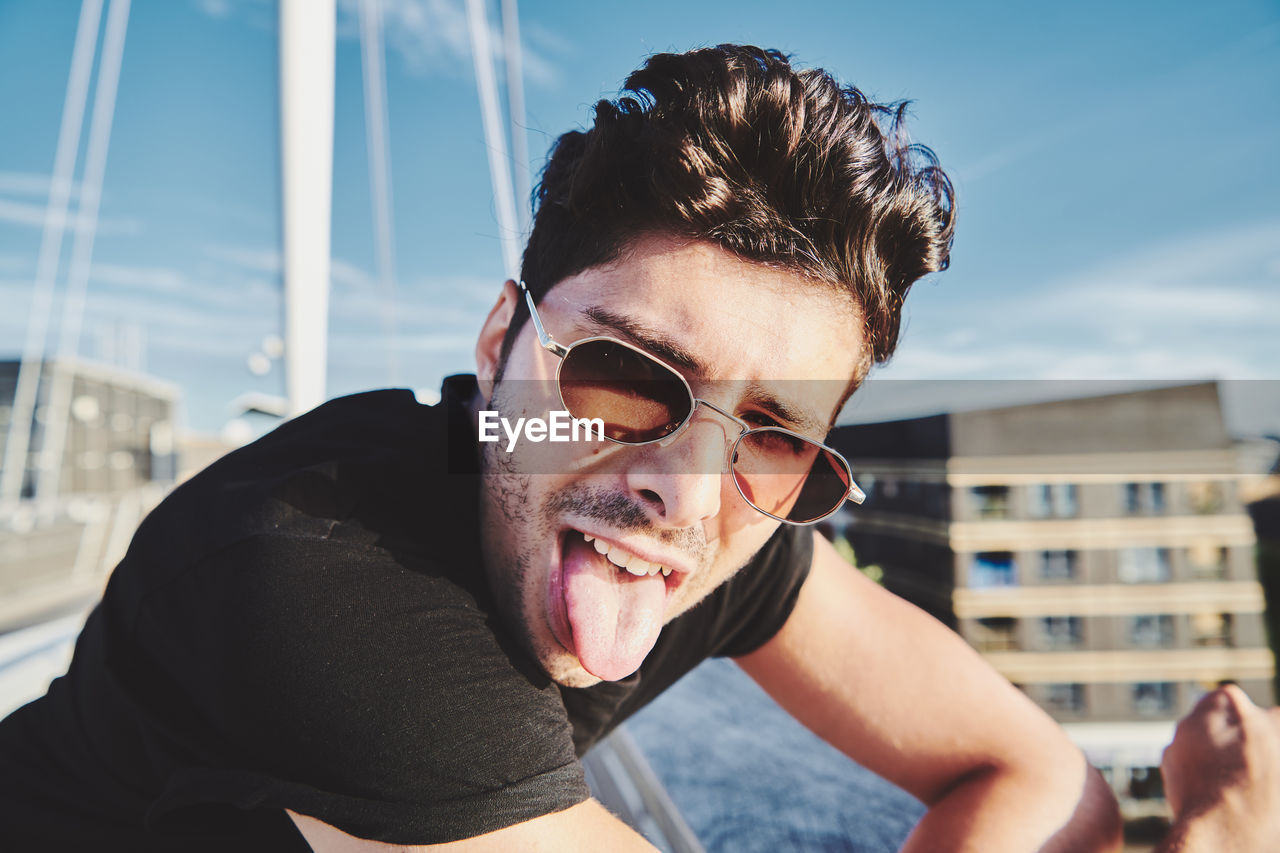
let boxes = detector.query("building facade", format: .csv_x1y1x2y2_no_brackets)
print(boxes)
0,359,179,631
1,359,178,501
828,382,1273,819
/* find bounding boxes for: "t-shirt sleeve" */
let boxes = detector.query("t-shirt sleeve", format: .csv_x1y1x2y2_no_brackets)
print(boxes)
122,533,589,845
703,524,815,659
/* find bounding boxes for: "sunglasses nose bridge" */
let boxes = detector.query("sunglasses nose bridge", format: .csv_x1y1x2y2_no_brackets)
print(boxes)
652,399,740,473
687,399,747,475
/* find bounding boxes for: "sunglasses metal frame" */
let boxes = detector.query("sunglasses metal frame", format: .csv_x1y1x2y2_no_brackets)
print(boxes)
516,281,865,524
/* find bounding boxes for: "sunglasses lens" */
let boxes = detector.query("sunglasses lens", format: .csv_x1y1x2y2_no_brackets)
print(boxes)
732,430,851,523
558,339,693,443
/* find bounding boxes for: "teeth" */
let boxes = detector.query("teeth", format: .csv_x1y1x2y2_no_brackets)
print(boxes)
580,531,671,578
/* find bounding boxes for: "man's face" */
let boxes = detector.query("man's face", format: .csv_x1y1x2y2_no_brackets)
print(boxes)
474,234,864,687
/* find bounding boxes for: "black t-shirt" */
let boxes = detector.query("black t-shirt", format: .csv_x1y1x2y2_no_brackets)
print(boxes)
0,375,812,851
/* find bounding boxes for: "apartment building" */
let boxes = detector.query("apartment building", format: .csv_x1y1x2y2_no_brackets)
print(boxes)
1,358,179,500
827,382,1272,817
0,359,179,631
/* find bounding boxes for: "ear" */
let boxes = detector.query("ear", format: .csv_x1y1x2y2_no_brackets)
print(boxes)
475,279,520,401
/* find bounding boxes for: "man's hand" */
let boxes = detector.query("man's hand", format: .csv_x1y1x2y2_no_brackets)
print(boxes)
1158,684,1280,852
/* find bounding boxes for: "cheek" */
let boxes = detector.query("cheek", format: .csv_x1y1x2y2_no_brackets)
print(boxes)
675,513,781,610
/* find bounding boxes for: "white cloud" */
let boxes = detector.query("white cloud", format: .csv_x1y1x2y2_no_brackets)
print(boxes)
1045,220,1280,298
89,262,187,292
0,198,140,236
0,172,82,200
332,0,561,86
330,330,475,353
0,279,33,334
0,252,30,275
957,123,1070,185
338,0,469,71
330,257,374,291
191,0,273,28
884,220,1280,381
196,0,234,17
0,280,256,361
191,0,563,92
202,244,282,274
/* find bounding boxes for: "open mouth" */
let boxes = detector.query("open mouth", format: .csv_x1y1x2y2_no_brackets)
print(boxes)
581,532,675,579
550,528,682,682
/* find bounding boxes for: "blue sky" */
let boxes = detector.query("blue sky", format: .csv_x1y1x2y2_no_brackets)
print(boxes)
1,0,1277,436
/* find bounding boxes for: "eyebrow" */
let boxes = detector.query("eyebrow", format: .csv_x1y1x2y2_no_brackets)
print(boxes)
741,383,829,438
581,307,708,374
580,306,829,438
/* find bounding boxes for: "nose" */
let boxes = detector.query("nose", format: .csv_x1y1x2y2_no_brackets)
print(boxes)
624,413,729,528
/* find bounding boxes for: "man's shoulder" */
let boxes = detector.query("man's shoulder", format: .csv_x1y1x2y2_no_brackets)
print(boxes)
162,388,438,528
221,387,436,474
113,385,477,609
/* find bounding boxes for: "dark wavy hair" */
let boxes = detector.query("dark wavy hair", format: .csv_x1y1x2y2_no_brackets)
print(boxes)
507,44,955,379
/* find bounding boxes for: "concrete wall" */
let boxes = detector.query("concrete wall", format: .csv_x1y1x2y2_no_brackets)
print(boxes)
949,382,1229,458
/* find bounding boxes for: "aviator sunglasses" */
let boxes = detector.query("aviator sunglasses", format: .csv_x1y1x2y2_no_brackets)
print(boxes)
517,281,866,525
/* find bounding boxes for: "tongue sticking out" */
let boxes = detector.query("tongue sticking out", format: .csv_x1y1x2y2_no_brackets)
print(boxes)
561,534,666,681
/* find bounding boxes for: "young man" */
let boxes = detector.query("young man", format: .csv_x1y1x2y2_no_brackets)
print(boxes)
0,46,1125,850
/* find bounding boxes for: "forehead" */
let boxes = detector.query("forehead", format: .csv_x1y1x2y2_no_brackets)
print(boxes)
541,235,865,386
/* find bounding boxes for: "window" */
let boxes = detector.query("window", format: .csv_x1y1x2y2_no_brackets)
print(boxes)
1118,547,1171,583
1191,613,1233,648
1128,767,1165,800
1123,483,1140,514
970,552,1017,588
1029,484,1079,519
1189,482,1225,515
1129,614,1175,648
972,617,1019,651
1054,483,1078,517
1028,485,1051,519
1133,682,1175,715
1044,683,1086,713
1188,541,1229,579
971,485,1010,519
1123,482,1167,515
1040,616,1082,650
1039,550,1077,582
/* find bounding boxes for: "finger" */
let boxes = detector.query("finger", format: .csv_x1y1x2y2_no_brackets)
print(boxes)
1218,684,1254,717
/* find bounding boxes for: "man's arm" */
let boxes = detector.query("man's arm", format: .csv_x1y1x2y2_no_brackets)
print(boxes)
736,531,1122,852
288,800,658,852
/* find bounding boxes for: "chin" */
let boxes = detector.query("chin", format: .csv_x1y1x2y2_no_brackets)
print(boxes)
537,648,601,686
547,660,604,689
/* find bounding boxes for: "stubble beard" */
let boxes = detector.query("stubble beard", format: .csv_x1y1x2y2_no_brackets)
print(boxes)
478,380,712,686
478,381,599,686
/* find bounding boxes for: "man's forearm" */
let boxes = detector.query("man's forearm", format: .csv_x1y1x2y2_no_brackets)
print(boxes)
901,762,1122,853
